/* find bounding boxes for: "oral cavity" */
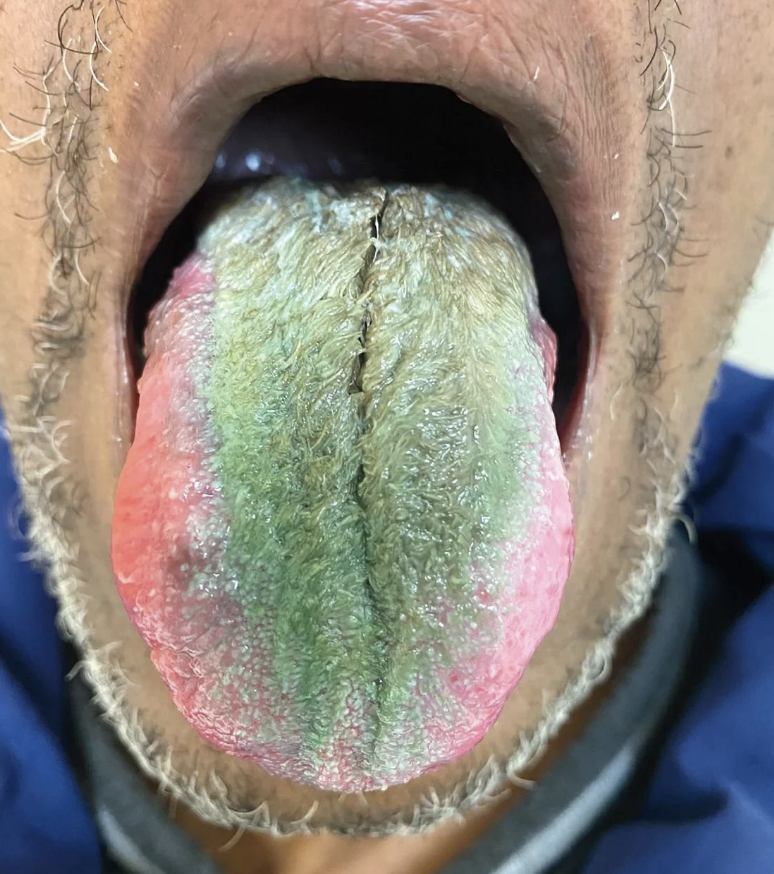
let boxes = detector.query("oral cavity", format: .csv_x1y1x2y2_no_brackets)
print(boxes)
111,179,574,793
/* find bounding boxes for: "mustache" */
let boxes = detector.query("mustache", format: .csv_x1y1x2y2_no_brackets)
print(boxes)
1,0,690,835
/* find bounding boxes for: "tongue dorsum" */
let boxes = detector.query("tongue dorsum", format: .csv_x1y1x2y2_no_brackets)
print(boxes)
111,180,574,793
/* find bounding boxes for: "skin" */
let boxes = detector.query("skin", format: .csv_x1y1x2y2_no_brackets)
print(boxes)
0,0,773,869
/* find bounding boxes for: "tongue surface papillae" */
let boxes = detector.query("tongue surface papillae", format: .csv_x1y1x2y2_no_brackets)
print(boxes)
112,179,574,793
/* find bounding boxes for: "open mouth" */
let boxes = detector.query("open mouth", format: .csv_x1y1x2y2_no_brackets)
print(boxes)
114,76,585,793
128,79,586,441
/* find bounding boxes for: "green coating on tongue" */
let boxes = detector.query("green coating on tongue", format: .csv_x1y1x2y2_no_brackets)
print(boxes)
200,180,541,772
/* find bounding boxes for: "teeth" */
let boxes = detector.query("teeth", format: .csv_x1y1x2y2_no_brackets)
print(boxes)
244,152,262,172
211,149,319,181
211,149,275,179
113,179,573,793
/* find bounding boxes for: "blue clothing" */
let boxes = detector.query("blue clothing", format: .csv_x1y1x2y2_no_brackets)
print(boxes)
581,585,774,873
692,364,774,571
580,364,774,874
0,362,772,874
0,419,101,873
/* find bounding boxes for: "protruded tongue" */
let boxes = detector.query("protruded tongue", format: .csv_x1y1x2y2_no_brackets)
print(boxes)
112,179,573,793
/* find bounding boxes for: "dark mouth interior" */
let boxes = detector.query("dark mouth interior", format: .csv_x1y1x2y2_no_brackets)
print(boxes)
130,79,585,434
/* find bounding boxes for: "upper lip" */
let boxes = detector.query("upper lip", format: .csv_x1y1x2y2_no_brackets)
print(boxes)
108,1,632,487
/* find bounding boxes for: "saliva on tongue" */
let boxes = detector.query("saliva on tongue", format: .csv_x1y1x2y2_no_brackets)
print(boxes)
112,179,574,793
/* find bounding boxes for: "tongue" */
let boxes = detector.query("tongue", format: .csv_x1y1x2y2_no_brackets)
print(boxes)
112,180,573,793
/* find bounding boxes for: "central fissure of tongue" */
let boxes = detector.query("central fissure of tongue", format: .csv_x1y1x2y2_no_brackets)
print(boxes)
112,179,573,793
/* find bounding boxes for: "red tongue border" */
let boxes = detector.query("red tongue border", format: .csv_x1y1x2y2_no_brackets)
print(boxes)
113,192,574,793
